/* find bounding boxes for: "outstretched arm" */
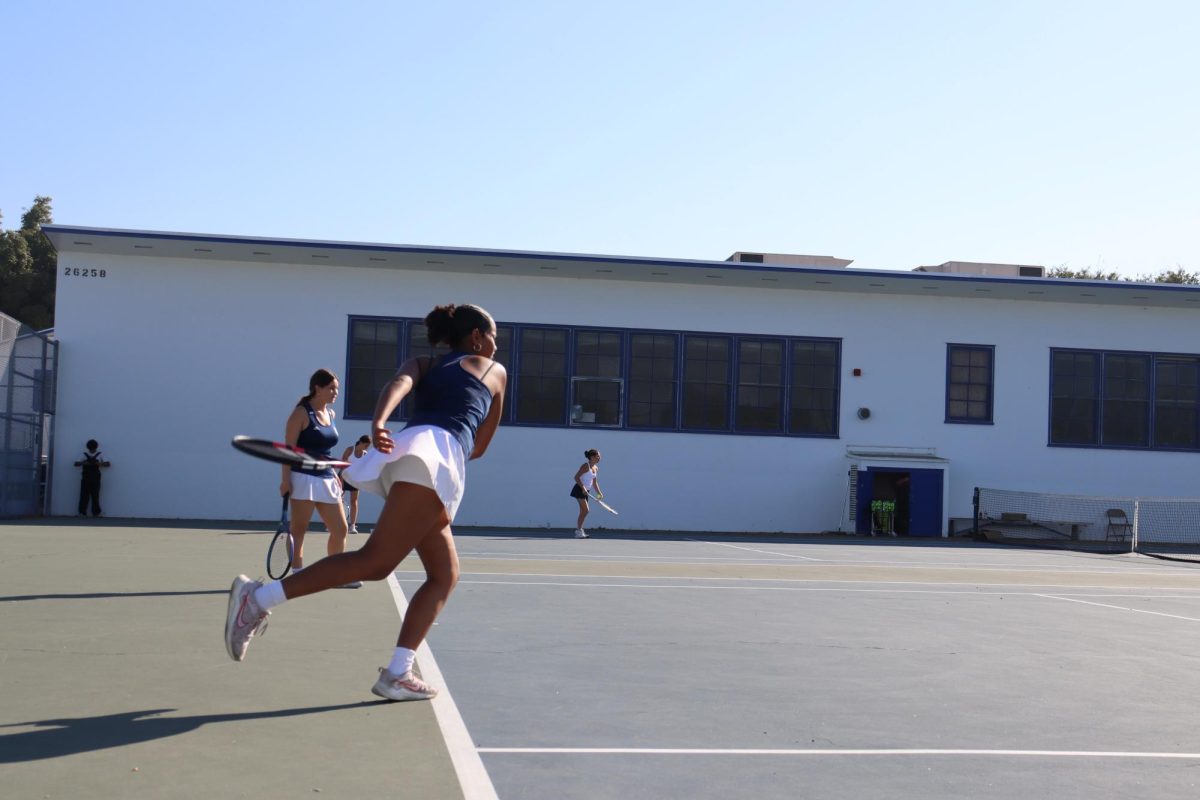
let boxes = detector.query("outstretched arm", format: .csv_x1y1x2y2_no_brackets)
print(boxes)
370,357,426,453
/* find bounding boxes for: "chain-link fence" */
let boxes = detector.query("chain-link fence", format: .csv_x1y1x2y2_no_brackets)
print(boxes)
0,313,57,517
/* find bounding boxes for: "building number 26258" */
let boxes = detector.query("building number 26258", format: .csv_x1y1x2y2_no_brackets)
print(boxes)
63,267,107,278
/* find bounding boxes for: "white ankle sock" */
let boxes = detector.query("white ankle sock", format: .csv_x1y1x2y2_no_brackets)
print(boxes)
387,647,416,676
254,580,287,612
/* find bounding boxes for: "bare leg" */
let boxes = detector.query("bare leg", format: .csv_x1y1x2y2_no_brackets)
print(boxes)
290,497,317,568
280,482,449,601
348,492,359,528
315,499,349,556
575,497,589,530
397,525,459,649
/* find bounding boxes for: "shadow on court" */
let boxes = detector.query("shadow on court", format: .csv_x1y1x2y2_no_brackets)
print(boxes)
0,589,227,602
0,703,383,763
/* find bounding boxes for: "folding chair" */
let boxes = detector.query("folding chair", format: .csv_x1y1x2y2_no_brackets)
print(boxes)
1105,509,1132,542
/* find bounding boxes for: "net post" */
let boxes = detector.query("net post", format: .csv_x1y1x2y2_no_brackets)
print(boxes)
972,487,980,538
1130,498,1139,553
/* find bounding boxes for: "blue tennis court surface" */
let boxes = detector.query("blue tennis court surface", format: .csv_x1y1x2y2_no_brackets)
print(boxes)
414,532,1200,799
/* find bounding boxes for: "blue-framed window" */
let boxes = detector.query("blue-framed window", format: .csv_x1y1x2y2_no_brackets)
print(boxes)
346,318,402,419
571,330,623,426
515,326,569,424
1050,348,1200,450
1155,357,1199,449
682,335,732,431
736,338,784,432
628,333,678,429
945,344,994,424
346,317,841,438
1102,353,1150,446
789,340,839,435
1050,350,1098,444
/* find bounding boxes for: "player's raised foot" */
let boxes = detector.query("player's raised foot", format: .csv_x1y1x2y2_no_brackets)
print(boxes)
371,668,438,701
575,528,589,539
224,575,269,661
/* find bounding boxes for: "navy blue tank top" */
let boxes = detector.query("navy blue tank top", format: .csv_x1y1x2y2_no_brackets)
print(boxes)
293,400,339,477
406,352,495,458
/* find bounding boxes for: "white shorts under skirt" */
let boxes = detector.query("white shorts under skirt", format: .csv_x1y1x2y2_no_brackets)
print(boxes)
341,425,467,521
290,471,344,504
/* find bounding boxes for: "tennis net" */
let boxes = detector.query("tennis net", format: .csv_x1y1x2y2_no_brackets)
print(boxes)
974,487,1200,561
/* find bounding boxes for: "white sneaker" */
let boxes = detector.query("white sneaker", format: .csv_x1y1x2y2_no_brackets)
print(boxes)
575,529,589,539
338,580,363,589
224,575,269,662
349,524,359,534
371,668,438,701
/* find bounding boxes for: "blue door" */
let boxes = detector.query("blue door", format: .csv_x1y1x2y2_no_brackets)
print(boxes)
854,469,875,534
855,467,943,537
906,468,943,537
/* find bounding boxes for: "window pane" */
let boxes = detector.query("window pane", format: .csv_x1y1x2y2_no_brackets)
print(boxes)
1102,354,1150,446
572,379,621,425
682,336,730,430
736,339,783,431
347,319,401,419
516,328,568,424
629,333,676,429
575,331,622,378
790,340,839,435
1155,357,1199,448
1050,351,1098,444
946,345,993,422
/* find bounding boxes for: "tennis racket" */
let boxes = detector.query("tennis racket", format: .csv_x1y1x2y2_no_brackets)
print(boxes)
588,491,618,515
232,435,351,471
266,493,293,579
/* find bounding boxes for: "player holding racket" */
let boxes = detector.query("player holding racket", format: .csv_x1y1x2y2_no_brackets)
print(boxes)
570,449,603,538
340,434,371,533
225,303,506,702
280,368,356,585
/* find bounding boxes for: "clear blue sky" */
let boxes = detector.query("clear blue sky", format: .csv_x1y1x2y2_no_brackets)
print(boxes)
4,1,1197,276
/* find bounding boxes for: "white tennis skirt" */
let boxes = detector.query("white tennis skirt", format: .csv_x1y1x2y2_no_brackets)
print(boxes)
290,471,344,504
341,425,467,521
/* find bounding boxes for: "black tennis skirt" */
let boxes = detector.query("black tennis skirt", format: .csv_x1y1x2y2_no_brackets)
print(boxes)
569,484,587,499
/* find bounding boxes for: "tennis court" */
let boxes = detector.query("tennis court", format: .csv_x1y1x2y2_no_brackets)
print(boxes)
6,522,1200,799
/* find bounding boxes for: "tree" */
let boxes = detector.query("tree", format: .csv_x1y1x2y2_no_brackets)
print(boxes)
1137,267,1200,285
1048,265,1199,284
1047,266,1125,281
0,196,56,329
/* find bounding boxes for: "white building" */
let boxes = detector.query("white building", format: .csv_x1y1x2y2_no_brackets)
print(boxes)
43,225,1200,535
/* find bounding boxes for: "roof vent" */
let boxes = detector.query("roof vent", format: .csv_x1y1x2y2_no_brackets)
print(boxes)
726,252,853,269
915,261,1045,278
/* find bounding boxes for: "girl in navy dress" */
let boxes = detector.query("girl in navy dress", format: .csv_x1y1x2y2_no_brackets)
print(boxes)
226,304,506,701
280,369,355,584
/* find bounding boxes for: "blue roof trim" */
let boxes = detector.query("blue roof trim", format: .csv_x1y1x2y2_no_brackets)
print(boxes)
40,223,1200,295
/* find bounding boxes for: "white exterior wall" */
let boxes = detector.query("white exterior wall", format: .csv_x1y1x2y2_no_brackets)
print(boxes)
52,250,1200,532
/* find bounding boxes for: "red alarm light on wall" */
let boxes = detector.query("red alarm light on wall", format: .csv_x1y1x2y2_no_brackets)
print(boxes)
852,368,862,376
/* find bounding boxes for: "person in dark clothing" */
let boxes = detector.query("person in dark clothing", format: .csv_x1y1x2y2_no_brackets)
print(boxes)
74,439,110,517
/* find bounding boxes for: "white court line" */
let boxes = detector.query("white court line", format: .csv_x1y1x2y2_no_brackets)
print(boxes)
456,551,1195,576
397,569,1200,592
685,538,823,561
478,747,1200,759
406,576,1200,599
384,574,498,800
1035,593,1200,623
410,578,1200,597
